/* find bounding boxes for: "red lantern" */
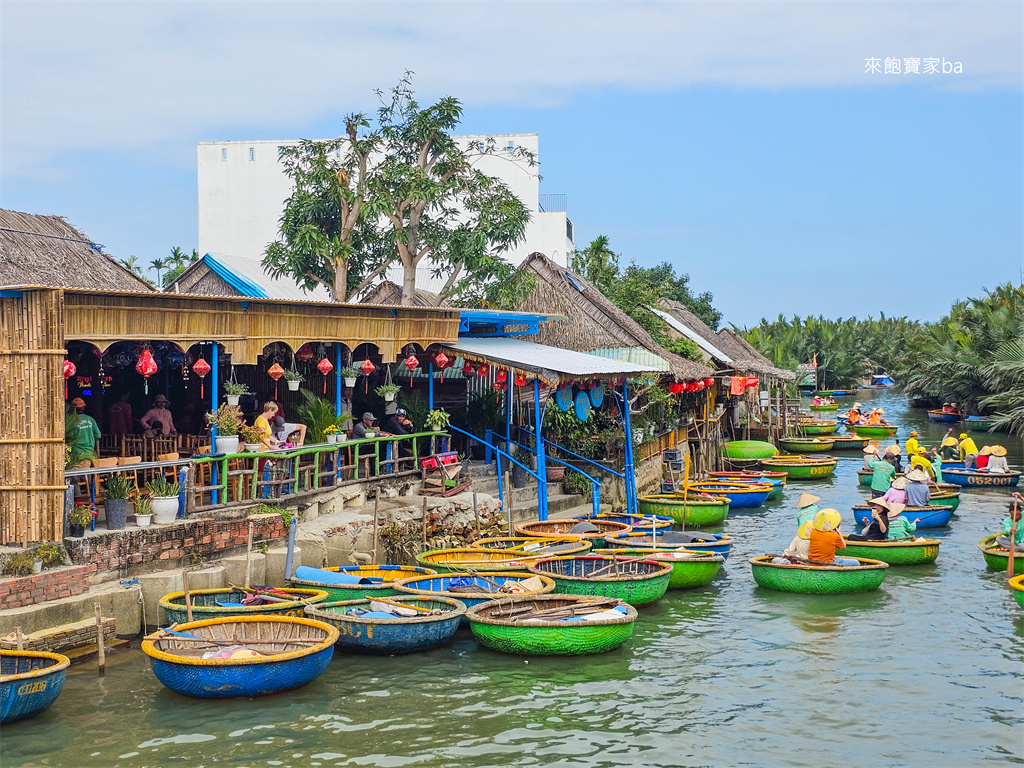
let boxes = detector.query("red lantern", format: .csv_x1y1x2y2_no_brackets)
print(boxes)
433,352,451,382
359,359,376,376
403,354,418,386
192,358,211,397
317,357,333,394
705,378,714,388
477,363,489,377
63,359,76,398
135,349,157,394
514,373,527,387
267,363,284,398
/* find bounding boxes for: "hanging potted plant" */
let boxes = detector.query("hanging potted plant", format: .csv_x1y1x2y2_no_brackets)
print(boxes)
68,503,91,537
375,383,401,403
102,473,134,530
134,496,153,528
340,367,358,388
283,369,303,392
426,408,450,432
239,424,265,453
223,381,249,406
146,478,181,525
206,404,244,455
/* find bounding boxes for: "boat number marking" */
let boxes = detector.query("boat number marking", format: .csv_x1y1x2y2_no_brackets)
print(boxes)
17,680,47,695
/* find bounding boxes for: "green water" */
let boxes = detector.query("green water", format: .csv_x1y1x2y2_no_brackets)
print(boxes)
3,390,1023,767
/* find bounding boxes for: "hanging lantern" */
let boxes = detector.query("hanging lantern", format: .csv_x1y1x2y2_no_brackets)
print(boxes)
477,363,489,377
514,373,527,387
135,349,157,394
62,359,76,399
462,361,475,377
705,378,715,388
359,359,375,392
433,352,451,382
267,363,284,398
192,358,211,397
317,357,334,394
403,354,419,385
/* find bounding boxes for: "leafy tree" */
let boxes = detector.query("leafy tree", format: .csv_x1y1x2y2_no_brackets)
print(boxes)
162,248,200,287
570,235,618,295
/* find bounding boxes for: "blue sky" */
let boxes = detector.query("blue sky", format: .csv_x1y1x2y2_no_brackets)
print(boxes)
2,2,1021,326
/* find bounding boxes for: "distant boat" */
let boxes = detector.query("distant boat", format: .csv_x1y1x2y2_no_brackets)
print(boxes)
871,374,895,388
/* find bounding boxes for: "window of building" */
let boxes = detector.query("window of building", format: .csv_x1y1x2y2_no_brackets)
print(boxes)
507,141,515,152
249,147,255,161
221,148,227,161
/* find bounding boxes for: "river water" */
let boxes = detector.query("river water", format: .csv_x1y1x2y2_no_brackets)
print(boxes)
3,390,1022,768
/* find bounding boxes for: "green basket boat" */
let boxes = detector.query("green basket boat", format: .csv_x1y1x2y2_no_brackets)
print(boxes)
978,535,1024,574
600,549,724,589
472,537,593,556
841,538,941,565
528,555,672,606
829,436,871,451
159,588,329,625
1009,575,1024,610
466,595,637,656
416,548,547,574
759,457,838,479
852,424,900,438
638,494,729,527
750,555,888,594
798,421,838,436
288,565,437,601
778,437,835,454
721,441,778,460
809,403,839,411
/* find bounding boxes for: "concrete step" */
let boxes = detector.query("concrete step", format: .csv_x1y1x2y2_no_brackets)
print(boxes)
509,492,585,521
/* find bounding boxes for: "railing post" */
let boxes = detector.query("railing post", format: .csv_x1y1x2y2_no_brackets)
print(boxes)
210,341,219,505
177,466,188,519
593,483,601,516
334,342,343,417
533,377,547,520
428,362,434,409
484,429,493,465
620,380,638,516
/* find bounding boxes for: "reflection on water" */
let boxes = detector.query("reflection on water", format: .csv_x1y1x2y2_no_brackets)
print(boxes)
2,390,1023,768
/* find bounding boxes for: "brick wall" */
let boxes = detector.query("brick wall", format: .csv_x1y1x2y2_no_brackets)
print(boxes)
0,565,95,610
63,515,288,576
1,617,116,653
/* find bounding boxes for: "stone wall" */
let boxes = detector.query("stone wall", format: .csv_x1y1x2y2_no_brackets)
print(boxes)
1,616,116,653
0,564,95,610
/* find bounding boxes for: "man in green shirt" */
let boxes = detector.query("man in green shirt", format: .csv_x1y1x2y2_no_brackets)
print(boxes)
868,455,896,494
68,397,101,455
929,448,944,484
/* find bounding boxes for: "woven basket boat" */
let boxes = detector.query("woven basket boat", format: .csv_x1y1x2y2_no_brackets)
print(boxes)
809,403,839,411
288,565,436,601
685,481,771,508
465,595,637,656
927,409,962,423
966,416,1001,432
841,537,941,565
597,548,724,590
778,437,835,454
942,469,1020,488
721,440,777,459
394,572,556,614
605,531,733,558
749,555,888,594
798,422,838,436
637,494,729,527
416,548,546,574
828,436,871,451
1008,574,1024,610
759,457,838,479
472,537,593,556
514,519,632,544
977,535,1024,574
710,470,788,484
160,588,329,625
852,504,952,529
927,491,961,511
304,596,465,655
528,555,672,606
141,615,338,698
852,424,900,438
572,512,673,532
0,650,70,724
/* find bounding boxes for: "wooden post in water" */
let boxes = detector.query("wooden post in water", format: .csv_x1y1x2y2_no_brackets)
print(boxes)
372,494,379,562
421,496,429,544
244,521,254,589
182,568,194,623
14,626,22,651
94,603,105,676
506,473,514,534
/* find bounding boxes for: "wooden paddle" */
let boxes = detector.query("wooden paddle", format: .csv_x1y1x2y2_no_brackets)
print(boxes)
230,584,319,605
1008,500,1018,578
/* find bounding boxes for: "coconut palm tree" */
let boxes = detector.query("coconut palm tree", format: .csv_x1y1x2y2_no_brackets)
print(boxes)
120,256,142,275
148,258,167,286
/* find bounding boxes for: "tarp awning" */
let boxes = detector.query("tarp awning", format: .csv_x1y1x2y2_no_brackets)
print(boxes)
444,337,657,387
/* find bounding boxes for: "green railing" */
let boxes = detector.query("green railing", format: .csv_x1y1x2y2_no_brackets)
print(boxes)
189,431,448,513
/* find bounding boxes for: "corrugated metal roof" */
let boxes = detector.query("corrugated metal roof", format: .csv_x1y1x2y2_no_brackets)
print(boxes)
590,347,671,371
204,252,334,302
649,306,733,362
446,337,657,386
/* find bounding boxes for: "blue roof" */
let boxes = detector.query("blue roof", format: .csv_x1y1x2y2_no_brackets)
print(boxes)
458,309,551,337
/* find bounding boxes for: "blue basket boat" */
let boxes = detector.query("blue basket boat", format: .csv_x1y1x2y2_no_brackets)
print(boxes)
141,615,338,698
289,565,436,602
927,410,962,423
0,650,70,724
685,482,771,508
942,469,1020,487
304,595,466,655
852,504,953,529
394,572,555,618
605,531,733,558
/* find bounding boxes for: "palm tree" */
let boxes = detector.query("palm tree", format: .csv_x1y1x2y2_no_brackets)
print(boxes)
168,246,186,270
120,256,142,275
149,258,167,286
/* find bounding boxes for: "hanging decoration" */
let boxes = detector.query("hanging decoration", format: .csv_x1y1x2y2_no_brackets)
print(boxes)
317,357,333,394
62,359,76,399
432,351,451,383
495,368,508,384
268,363,285,399
462,361,475,377
403,354,418,386
514,372,527,387
589,381,606,408
573,390,593,422
554,385,573,412
135,349,157,395
192,358,211,397
477,363,489,377
704,378,715,388
359,358,376,392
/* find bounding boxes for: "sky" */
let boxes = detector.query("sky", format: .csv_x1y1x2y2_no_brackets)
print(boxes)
2,1,1021,326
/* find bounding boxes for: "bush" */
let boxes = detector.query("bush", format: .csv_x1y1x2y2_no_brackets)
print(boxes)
3,553,35,576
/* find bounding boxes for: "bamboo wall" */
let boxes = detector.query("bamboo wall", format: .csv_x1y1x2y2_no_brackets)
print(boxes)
0,289,65,544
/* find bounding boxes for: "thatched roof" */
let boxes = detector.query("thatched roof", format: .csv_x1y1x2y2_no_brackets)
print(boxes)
516,252,711,380
716,326,796,381
0,209,155,292
361,280,441,307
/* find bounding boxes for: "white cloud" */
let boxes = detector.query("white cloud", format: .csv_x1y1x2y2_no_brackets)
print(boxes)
1,1,1020,175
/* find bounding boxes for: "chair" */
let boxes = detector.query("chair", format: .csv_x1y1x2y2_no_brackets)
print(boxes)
90,457,120,503
69,460,92,501
157,452,180,486
192,446,212,508
420,452,470,497
121,436,145,460
116,456,142,496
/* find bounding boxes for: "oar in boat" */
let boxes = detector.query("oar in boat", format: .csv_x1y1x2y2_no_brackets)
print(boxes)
367,597,442,615
229,584,319,605
587,555,659,578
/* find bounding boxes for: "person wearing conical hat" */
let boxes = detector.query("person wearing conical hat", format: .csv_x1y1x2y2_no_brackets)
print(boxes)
783,520,814,560
905,431,920,458
848,497,891,542
862,443,879,470
904,467,931,507
987,445,1010,474
795,492,821,527
884,440,903,472
883,475,908,506
939,434,959,460
809,509,859,566
846,403,862,424
885,502,919,540
909,448,935,480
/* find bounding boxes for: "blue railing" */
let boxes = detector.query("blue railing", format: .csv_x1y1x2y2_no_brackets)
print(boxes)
448,424,546,521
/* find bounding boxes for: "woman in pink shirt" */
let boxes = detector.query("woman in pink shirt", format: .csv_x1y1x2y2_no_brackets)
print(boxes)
140,395,176,435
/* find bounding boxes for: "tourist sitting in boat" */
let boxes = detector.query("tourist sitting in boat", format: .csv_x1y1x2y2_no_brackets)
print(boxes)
986,446,1010,474
862,444,879,470
941,402,955,414
940,434,959,460
782,520,813,560
884,442,903,473
905,431,920,458
929,448,945,483
868,453,897,494
976,446,991,470
885,503,920,540
996,496,1024,549
867,408,888,425
809,509,860,566
845,404,862,423
812,396,822,405
959,433,980,469
882,476,908,506
848,498,890,541
795,492,821,527
904,468,931,507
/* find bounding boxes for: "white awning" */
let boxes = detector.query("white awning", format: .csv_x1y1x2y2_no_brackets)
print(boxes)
649,306,732,362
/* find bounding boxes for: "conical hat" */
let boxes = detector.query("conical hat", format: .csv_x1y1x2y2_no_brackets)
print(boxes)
979,446,992,456
992,445,1008,457
886,502,907,519
891,477,908,490
812,508,842,532
905,468,929,483
796,492,820,509
863,444,878,454
797,521,813,540
868,497,891,511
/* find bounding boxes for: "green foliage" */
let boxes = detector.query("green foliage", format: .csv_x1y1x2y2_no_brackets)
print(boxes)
104,473,134,500
295,390,347,444
375,383,401,397
205,404,244,437
426,408,450,429
146,478,180,497
162,247,200,287
32,543,62,567
69,504,93,526
400,390,430,434
223,381,250,396
3,552,35,576
255,503,293,528
282,369,303,382
135,496,152,517
561,470,594,502
450,390,504,437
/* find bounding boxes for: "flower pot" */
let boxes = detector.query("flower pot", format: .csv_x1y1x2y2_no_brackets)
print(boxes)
215,435,240,455
512,463,529,488
32,559,43,574
226,394,241,406
150,495,179,525
69,524,85,538
344,377,357,388
327,434,340,444
286,380,300,391
363,431,375,440
245,443,262,453
104,498,128,530
135,514,152,528
383,392,396,402
431,425,442,432
546,466,566,482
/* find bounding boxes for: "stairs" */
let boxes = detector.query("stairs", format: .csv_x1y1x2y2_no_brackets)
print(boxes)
465,461,595,521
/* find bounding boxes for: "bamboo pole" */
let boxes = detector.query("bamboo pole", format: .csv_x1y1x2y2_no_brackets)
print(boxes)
422,497,429,544
182,569,194,623
95,603,105,676
372,494,379,562
244,522,254,589
15,627,22,651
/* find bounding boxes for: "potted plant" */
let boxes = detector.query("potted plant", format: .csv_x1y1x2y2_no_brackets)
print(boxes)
546,464,566,482
340,367,359,388
68,503,91,537
375,383,401,403
102,473,134,530
206,404,244,454
323,424,341,444
32,543,61,573
134,496,153,527
283,369,303,391
223,381,249,406
239,424,265,452
146,478,181,525
426,408,450,432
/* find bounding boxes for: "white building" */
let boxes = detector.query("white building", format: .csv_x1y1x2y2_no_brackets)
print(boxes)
197,133,574,298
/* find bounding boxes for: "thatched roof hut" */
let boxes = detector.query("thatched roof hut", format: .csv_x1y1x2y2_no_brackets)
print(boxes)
361,280,441,307
0,209,154,292
515,252,711,380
